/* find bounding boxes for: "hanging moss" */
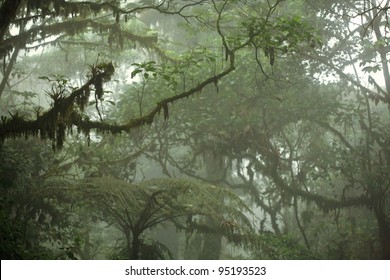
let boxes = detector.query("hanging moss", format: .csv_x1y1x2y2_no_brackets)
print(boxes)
0,62,115,150
24,0,114,20
4,13,160,60
75,86,91,111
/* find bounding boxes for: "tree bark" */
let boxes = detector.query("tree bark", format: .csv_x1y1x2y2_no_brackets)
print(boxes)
131,232,141,260
198,151,223,259
373,202,390,259
0,45,19,98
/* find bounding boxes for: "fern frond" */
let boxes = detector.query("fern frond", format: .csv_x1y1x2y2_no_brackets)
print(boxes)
42,176,256,247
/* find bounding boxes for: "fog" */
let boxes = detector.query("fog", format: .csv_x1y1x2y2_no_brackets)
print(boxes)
0,0,389,260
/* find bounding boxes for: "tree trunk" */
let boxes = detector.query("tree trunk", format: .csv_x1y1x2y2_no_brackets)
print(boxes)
131,232,141,260
0,45,20,98
373,202,390,259
198,216,222,259
198,150,224,259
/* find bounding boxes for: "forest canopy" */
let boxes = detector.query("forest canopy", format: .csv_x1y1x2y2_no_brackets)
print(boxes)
0,0,389,260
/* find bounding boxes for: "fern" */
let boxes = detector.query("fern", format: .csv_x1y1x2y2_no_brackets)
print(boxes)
43,176,257,258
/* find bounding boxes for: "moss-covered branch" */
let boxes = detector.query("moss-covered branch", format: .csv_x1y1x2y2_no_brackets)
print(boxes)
2,19,158,56
0,44,235,149
0,62,114,149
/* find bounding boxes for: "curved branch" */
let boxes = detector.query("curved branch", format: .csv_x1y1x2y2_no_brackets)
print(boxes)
268,167,369,211
315,121,356,152
0,49,235,147
72,56,236,134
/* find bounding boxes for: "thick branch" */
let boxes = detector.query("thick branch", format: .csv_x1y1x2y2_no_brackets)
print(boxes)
75,67,235,133
0,51,235,147
268,167,369,212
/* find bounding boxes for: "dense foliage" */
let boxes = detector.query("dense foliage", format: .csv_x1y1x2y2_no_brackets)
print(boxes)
0,0,389,259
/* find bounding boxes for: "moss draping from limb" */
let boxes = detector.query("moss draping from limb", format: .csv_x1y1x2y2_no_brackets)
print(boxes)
0,62,115,150
2,19,158,58
0,52,235,151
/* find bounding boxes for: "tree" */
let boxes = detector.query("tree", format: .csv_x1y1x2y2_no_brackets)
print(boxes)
0,0,318,150
4,0,387,260
0,138,86,259
125,0,389,258
43,176,254,259
291,0,390,259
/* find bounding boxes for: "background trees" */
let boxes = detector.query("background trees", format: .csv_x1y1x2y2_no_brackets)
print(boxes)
0,0,389,259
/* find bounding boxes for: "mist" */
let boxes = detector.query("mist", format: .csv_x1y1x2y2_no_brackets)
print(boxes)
0,0,389,260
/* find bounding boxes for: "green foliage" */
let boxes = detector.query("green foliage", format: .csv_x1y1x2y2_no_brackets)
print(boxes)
253,233,317,260
0,139,81,259
1,0,389,260
45,176,254,234
131,61,158,80
243,14,321,66
42,176,255,259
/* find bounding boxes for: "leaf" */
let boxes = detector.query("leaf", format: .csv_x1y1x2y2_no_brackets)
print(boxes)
362,65,381,73
38,76,50,81
131,69,142,78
